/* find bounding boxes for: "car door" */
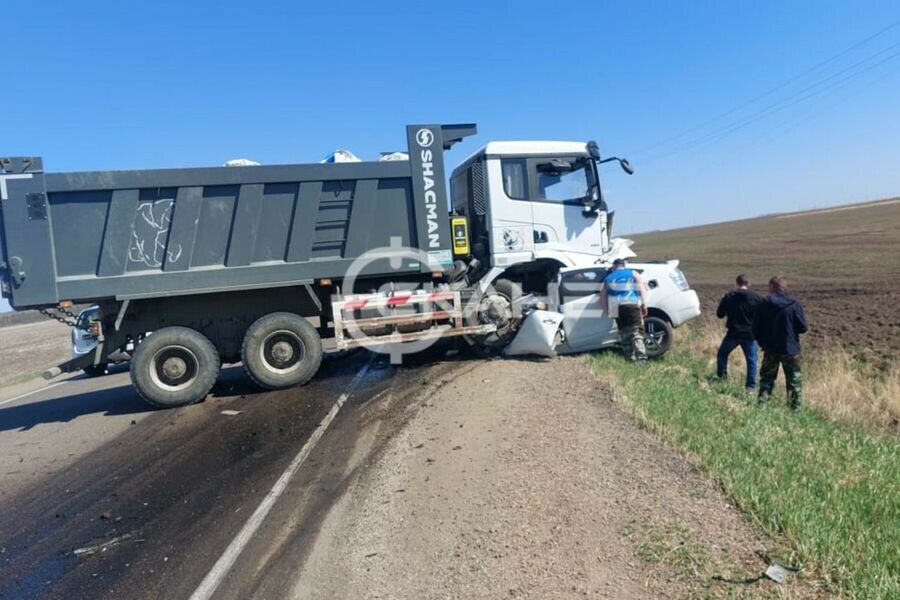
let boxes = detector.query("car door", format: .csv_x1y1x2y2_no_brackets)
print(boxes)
555,266,618,353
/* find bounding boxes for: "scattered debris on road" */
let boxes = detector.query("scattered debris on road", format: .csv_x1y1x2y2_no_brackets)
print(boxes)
220,410,243,416
73,533,133,557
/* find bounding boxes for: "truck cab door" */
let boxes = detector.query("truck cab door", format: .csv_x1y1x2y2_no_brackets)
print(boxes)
555,266,617,353
529,156,607,260
487,158,534,267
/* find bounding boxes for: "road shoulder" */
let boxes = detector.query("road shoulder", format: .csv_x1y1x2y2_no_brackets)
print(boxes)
291,356,786,598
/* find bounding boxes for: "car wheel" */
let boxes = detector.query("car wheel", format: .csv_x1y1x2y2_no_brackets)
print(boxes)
644,315,674,358
130,327,220,408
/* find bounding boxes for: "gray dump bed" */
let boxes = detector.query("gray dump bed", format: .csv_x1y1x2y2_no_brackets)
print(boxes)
0,124,475,309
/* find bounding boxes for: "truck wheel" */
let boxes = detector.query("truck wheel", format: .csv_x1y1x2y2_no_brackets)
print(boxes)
644,315,674,358
130,327,220,408
241,312,323,390
83,363,109,378
466,278,522,354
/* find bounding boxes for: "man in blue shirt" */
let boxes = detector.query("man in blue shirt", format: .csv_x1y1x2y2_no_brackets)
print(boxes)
601,258,650,362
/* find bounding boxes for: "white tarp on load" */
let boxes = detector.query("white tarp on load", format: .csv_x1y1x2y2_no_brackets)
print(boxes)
321,150,362,163
378,151,409,161
223,158,261,167
504,310,565,358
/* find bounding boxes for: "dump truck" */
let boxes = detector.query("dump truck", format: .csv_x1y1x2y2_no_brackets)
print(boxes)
0,123,643,407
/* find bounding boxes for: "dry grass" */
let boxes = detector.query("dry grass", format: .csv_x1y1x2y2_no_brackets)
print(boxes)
681,314,900,432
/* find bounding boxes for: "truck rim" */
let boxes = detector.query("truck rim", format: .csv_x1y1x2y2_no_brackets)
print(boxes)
150,345,200,392
260,330,305,374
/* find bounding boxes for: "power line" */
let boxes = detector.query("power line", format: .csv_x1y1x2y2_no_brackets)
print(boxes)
650,58,900,182
638,41,900,164
765,60,900,141
631,19,900,158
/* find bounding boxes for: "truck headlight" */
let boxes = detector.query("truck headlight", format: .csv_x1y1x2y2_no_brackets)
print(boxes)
669,269,689,291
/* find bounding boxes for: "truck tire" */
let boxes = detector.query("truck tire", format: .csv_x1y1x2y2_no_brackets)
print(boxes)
241,312,323,390
83,363,109,378
130,327,220,408
644,315,674,358
466,278,522,354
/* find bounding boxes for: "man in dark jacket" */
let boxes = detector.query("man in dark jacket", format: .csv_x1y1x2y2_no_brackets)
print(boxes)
752,276,809,410
716,274,762,390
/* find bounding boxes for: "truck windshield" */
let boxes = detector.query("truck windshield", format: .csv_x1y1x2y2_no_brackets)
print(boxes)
537,159,592,202
500,156,597,204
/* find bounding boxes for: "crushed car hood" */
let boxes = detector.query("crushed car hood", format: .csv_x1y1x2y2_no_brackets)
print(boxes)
596,238,637,264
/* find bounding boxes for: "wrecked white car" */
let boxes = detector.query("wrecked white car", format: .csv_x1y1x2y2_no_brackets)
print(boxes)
507,261,701,358
71,306,135,377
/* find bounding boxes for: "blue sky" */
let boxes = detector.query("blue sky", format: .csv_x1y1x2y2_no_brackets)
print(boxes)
2,1,900,311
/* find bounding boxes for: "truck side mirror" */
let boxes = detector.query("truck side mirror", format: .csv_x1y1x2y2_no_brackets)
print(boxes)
598,156,634,175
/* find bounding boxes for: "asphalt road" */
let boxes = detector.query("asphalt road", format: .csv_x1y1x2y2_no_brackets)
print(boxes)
0,348,466,599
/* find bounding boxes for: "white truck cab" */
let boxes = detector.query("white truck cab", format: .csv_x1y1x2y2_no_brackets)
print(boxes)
450,140,699,354
450,140,633,287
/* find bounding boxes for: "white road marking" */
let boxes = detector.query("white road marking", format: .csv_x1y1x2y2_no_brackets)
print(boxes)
189,363,372,600
0,381,65,407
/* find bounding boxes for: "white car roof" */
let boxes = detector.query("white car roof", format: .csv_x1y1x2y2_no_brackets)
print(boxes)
559,260,679,275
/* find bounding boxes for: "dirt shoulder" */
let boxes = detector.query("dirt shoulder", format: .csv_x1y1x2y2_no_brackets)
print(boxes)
0,320,71,387
292,356,792,598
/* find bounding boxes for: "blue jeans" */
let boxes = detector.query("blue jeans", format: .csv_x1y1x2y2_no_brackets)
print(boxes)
716,335,758,389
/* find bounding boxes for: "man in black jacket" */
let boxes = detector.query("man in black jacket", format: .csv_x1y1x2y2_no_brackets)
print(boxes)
716,275,763,390
753,276,809,410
